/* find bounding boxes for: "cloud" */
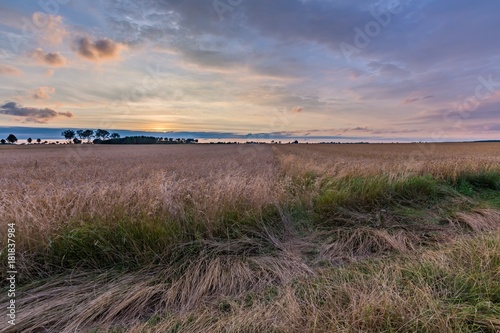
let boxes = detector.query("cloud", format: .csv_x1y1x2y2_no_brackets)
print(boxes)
78,0,500,76
291,106,303,113
346,127,370,132
368,61,409,77
236,85,332,110
403,95,434,104
178,48,242,70
30,48,67,67
1,0,496,139
32,12,69,45
410,96,500,127
0,102,73,123
33,86,56,99
279,127,422,138
0,64,21,76
75,37,125,61
462,123,500,133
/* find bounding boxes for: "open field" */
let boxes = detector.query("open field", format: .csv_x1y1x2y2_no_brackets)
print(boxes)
1,143,500,332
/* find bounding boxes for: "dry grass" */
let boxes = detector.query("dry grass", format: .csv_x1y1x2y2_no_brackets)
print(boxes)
0,144,281,238
276,142,500,178
4,230,499,333
0,143,499,332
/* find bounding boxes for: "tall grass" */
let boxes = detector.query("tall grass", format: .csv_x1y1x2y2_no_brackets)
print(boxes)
0,143,499,332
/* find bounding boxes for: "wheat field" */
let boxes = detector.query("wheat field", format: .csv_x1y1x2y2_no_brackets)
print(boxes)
1,143,499,332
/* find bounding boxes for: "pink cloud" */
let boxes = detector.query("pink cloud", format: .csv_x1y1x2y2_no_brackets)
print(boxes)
30,48,67,67
0,64,21,76
75,37,125,61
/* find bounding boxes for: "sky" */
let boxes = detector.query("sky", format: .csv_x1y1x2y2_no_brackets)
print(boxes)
0,0,499,141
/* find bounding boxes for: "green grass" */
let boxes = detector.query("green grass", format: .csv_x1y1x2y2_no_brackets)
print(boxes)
452,171,500,209
315,175,446,211
46,217,174,269
476,189,500,209
456,171,500,191
41,213,281,275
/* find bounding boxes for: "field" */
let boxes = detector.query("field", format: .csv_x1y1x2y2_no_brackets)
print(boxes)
1,143,500,332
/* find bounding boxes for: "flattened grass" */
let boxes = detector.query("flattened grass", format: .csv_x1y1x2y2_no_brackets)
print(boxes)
7,231,497,333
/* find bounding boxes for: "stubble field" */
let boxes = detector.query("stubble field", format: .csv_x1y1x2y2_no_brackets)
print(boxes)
1,143,499,332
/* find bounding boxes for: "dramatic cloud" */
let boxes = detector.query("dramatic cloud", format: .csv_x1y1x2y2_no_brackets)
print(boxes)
0,64,21,76
75,37,125,61
32,12,69,45
33,86,56,99
0,102,73,123
30,48,67,67
1,1,499,140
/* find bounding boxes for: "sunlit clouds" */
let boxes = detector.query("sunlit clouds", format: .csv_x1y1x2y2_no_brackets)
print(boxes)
75,37,125,61
30,48,67,66
33,86,55,99
0,102,73,123
0,64,21,76
0,1,499,140
31,12,68,45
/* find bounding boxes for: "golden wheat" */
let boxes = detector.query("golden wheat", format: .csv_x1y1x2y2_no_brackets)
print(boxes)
0,143,499,332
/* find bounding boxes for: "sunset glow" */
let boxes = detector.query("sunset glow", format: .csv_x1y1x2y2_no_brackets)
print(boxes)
1,0,499,141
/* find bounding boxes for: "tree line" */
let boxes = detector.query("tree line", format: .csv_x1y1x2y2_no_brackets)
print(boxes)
0,130,120,145
61,129,120,143
1,134,21,144
1,130,199,145
1,134,52,145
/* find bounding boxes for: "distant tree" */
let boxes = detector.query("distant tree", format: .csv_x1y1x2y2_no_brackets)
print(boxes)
99,136,158,145
0,139,5,144
95,129,110,140
6,134,17,144
73,138,82,144
27,137,32,144
61,129,76,142
110,133,120,139
37,138,41,144
76,130,85,140
81,130,94,143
